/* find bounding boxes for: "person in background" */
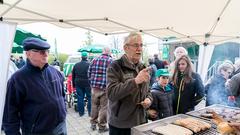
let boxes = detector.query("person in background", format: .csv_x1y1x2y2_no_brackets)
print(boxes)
205,62,234,106
107,32,152,135
226,71,240,107
88,47,113,133
72,51,91,117
153,54,165,69
231,59,240,77
10,55,16,63
52,57,61,66
148,69,174,121
16,56,26,69
148,58,157,87
172,55,204,114
8,60,18,80
169,46,188,74
3,37,67,135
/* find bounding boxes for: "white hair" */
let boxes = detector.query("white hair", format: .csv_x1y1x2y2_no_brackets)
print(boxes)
217,61,234,74
174,46,188,57
102,46,111,54
123,32,141,45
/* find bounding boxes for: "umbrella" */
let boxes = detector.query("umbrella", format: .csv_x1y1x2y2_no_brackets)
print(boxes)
11,28,46,53
111,48,121,54
78,45,121,54
11,43,23,53
14,28,46,45
78,45,103,53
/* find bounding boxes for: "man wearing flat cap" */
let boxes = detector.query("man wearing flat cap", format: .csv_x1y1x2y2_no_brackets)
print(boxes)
3,37,67,135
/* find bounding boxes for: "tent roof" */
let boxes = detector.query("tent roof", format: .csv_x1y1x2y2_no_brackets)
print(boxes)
1,0,240,44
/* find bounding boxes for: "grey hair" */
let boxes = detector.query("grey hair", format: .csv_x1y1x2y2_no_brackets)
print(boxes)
173,46,188,56
102,46,111,54
217,61,234,74
123,32,141,45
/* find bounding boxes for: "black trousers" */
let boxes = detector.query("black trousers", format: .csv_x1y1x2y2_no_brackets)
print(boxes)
109,124,131,135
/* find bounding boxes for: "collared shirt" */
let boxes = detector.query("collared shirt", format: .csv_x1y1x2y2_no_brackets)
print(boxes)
88,54,113,89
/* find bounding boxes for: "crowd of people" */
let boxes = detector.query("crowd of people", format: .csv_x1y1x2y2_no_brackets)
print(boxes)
3,33,240,135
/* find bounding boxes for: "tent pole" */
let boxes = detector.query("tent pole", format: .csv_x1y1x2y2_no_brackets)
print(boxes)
0,0,22,17
107,18,138,31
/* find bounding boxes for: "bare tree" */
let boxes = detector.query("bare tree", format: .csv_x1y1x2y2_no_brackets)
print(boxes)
83,31,93,46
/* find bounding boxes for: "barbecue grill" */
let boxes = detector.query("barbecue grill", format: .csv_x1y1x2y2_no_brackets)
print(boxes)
187,104,240,122
131,114,218,135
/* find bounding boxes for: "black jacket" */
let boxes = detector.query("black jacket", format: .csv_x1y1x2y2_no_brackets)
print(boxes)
173,72,204,114
72,59,90,88
154,58,165,69
150,82,174,120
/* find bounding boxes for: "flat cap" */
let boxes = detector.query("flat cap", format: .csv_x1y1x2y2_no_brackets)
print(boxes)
22,37,50,51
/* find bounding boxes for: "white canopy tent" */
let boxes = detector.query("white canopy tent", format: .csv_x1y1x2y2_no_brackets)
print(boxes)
1,0,240,127
1,0,240,75
1,0,239,43
0,21,16,129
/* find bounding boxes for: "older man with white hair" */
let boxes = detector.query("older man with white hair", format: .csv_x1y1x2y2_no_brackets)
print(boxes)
107,32,152,135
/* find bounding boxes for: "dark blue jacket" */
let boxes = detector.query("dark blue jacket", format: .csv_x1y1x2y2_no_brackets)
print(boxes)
3,60,66,135
150,82,174,120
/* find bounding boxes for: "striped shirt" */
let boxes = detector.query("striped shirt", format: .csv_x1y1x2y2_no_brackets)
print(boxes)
88,54,113,89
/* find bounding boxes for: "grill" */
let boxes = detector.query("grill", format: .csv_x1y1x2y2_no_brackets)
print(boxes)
187,104,240,122
142,127,218,135
131,114,217,135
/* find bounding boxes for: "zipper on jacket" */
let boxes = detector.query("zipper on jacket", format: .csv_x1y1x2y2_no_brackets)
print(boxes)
41,71,51,97
176,79,184,114
31,111,41,133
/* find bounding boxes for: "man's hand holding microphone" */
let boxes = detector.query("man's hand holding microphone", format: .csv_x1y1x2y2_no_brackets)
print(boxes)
135,67,152,109
135,67,151,84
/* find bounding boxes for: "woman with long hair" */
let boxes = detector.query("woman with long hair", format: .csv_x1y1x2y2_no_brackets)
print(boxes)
172,55,204,114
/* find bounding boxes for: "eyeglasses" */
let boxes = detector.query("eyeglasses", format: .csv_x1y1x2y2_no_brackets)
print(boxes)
30,49,49,55
127,43,143,48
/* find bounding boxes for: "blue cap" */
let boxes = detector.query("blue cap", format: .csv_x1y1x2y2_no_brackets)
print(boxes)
155,69,171,77
22,37,50,51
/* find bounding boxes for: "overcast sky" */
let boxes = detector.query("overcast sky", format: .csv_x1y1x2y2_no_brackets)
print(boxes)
18,22,160,55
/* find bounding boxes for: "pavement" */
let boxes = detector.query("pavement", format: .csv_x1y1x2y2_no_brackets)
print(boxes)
66,99,205,135
1,100,206,135
66,107,109,135
0,106,109,135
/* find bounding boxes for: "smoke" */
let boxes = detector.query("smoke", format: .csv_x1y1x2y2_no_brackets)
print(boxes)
205,75,233,106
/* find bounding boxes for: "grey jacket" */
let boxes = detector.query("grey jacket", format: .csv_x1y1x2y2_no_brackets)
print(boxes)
106,54,152,128
228,73,240,107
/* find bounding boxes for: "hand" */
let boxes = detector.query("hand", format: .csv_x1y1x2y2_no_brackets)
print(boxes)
135,68,150,84
148,109,158,118
140,98,151,109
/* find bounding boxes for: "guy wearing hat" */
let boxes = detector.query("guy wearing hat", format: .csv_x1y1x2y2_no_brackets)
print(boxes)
3,37,67,135
148,69,174,120
72,51,91,117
